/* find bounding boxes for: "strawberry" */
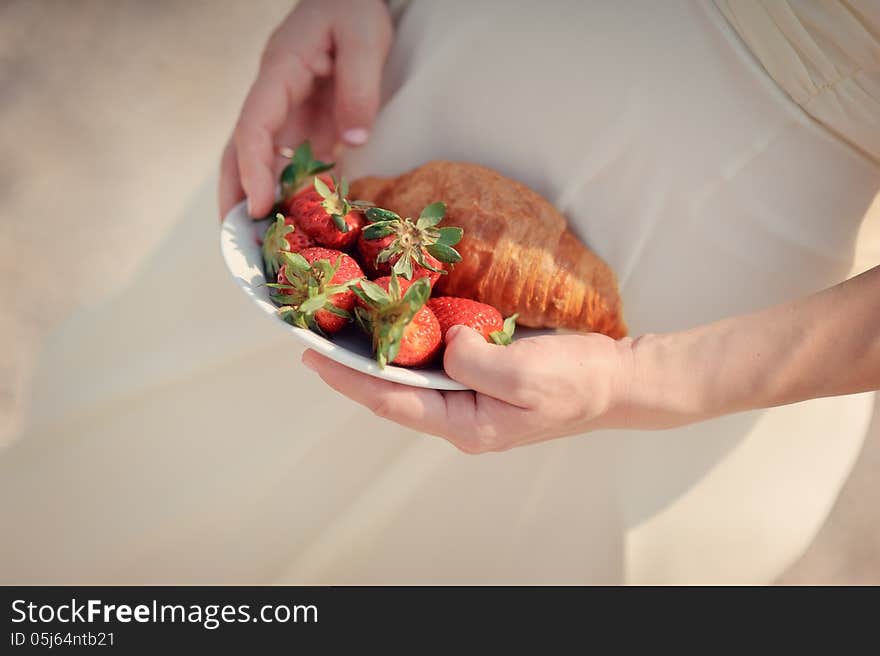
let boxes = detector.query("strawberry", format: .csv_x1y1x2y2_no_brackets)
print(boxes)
358,232,445,286
427,296,518,345
288,175,369,250
278,141,334,207
269,247,364,334
358,202,463,285
353,275,441,368
262,213,316,279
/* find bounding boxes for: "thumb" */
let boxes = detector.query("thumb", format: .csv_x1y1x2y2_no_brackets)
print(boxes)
443,326,530,407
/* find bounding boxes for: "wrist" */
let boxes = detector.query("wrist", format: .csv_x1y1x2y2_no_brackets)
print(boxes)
609,331,715,430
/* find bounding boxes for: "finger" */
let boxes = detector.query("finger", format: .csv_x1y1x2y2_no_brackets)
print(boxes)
306,77,341,160
442,390,538,453
303,350,535,454
271,108,314,179
443,326,536,408
332,15,392,146
302,350,450,431
219,139,244,221
235,57,314,217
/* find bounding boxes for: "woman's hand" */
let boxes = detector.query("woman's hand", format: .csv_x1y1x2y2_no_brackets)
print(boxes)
301,263,880,452
302,326,639,454
219,0,393,219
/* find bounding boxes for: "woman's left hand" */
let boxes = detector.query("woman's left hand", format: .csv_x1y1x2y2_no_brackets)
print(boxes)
302,326,637,453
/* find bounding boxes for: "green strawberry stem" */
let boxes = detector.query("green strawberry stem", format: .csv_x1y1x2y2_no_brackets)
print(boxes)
489,313,518,346
313,176,349,224
270,251,362,336
362,202,463,279
262,213,296,279
353,275,432,368
279,141,334,204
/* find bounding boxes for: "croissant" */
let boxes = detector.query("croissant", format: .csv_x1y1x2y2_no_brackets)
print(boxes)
350,161,627,338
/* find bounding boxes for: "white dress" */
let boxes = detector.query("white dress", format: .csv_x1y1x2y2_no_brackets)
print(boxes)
1,0,878,583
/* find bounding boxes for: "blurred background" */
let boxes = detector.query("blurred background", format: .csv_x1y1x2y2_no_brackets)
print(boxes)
0,0,878,583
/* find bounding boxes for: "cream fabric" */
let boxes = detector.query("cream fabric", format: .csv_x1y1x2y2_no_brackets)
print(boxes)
1,0,878,584
716,0,880,163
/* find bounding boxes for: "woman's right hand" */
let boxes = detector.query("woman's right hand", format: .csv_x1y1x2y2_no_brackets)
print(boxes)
219,0,393,220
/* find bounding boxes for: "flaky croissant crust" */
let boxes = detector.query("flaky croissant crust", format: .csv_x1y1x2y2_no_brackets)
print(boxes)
350,161,626,338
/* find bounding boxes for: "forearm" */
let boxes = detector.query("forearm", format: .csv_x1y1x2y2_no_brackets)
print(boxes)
626,265,880,428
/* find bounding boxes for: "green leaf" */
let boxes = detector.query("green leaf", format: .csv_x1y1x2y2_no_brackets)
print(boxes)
365,208,400,224
261,214,296,278
316,257,339,279
437,226,463,246
293,141,313,169
416,216,437,230
403,278,431,309
331,214,349,233
377,320,406,369
310,161,334,176
313,176,333,200
425,242,462,263
413,250,444,273
281,251,311,273
392,254,414,279
359,279,391,304
388,273,401,299
489,313,518,346
339,177,349,199
503,313,518,335
278,307,309,330
279,142,336,202
377,243,399,264
298,294,327,315
279,163,299,191
308,315,327,337
362,222,396,240
324,278,360,297
323,304,351,319
351,286,370,305
309,160,336,175
489,330,512,346
271,292,300,306
419,201,446,221
354,307,372,334
385,339,401,367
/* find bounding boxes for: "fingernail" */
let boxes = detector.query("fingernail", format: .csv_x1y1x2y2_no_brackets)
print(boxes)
342,128,369,146
446,325,463,341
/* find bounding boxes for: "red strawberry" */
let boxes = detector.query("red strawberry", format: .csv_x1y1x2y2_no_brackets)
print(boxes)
427,297,518,345
357,232,445,286
284,218,316,252
271,247,364,334
353,275,441,368
262,214,316,278
278,140,334,206
358,203,463,286
288,175,367,250
354,275,411,310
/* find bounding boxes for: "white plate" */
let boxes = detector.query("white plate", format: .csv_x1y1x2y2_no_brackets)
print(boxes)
220,200,545,390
